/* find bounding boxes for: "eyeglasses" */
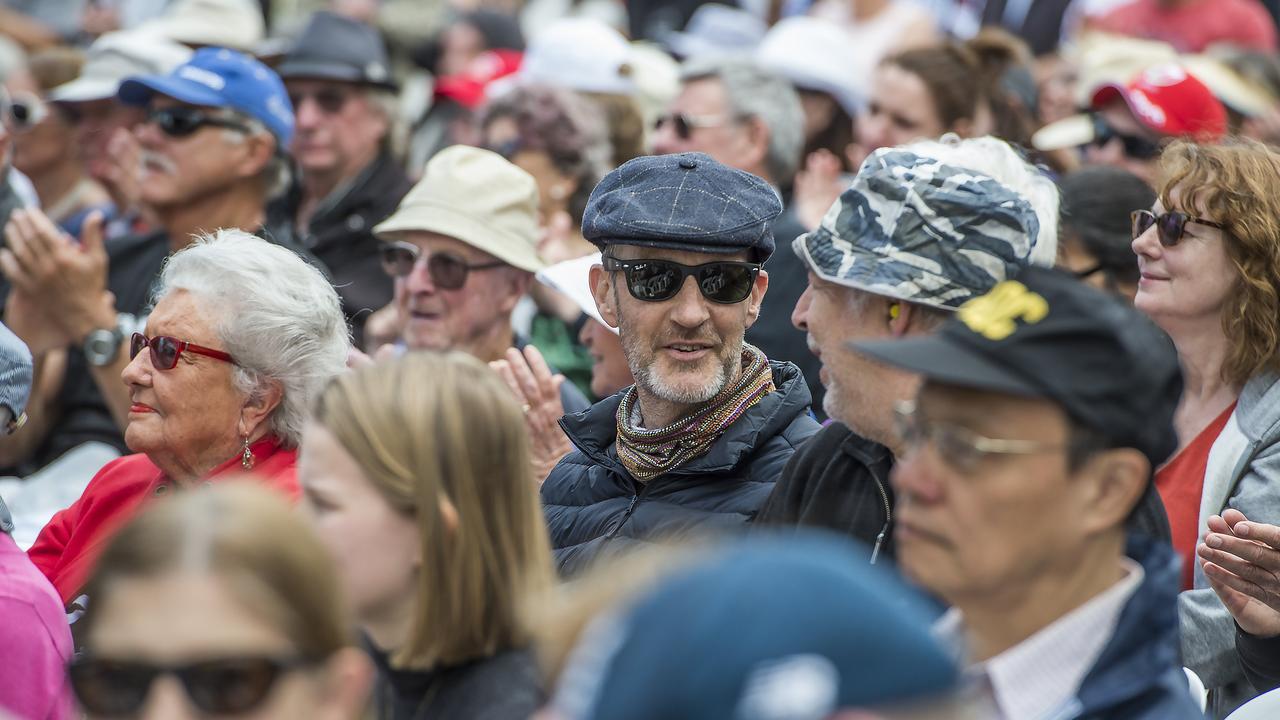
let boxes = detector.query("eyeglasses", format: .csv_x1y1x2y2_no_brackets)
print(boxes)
1089,114,1163,160
1131,209,1226,247
287,87,350,115
653,112,737,140
893,400,1068,475
146,106,251,138
69,654,315,716
603,256,760,304
130,333,236,370
380,241,506,289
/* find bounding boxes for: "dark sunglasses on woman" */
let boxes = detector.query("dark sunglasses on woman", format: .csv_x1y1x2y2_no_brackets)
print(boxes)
380,241,506,289
1131,209,1226,247
69,654,314,716
146,106,252,138
603,255,760,304
130,333,236,370
1090,114,1163,160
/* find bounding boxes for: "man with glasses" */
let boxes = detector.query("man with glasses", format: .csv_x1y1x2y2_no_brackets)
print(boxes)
1033,64,1227,184
540,152,820,575
849,267,1203,718
267,12,412,347
372,144,589,414
0,48,307,486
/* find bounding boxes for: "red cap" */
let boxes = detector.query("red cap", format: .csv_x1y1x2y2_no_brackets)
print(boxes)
1090,64,1227,142
432,49,523,109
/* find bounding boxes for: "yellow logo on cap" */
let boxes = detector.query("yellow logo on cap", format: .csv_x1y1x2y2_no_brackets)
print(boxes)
957,280,1049,341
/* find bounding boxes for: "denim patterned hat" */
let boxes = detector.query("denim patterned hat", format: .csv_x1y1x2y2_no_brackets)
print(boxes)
794,140,1054,310
583,152,783,262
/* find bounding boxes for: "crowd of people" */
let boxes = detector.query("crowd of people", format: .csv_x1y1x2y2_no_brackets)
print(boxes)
4,0,1280,718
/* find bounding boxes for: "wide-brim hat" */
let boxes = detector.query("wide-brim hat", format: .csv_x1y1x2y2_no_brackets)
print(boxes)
374,146,545,273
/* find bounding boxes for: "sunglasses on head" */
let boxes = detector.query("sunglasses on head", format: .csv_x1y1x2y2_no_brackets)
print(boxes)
1090,114,1163,160
1131,209,1226,247
653,112,737,141
130,333,236,370
380,241,506,289
146,106,251,138
69,654,314,716
287,87,351,115
603,255,760,304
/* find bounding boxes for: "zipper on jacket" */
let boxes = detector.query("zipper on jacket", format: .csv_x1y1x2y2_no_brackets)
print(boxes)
606,484,649,540
870,475,892,565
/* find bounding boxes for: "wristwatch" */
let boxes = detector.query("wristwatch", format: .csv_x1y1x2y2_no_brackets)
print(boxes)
84,313,136,367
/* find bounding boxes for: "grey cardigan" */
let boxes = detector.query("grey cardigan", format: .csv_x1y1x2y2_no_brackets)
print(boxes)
1180,371,1280,718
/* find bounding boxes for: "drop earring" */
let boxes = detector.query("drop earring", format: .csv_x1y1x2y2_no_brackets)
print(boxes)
241,435,256,470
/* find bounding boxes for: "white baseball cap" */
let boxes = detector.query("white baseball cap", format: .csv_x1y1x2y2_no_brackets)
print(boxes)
757,17,865,115
520,18,636,95
535,253,615,334
48,30,192,104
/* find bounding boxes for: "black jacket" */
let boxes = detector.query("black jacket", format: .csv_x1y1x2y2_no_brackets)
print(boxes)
369,644,542,720
541,361,821,576
267,152,412,345
1236,627,1280,694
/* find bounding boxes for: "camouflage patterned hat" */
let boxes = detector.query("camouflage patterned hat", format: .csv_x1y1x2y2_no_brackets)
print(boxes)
794,143,1049,310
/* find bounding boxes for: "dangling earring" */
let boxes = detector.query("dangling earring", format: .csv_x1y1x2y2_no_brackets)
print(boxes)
241,435,256,470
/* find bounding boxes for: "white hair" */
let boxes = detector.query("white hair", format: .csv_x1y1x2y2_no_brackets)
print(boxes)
155,229,351,447
901,135,1060,267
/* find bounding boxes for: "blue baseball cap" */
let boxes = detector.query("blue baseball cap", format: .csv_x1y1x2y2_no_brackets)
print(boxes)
118,46,294,147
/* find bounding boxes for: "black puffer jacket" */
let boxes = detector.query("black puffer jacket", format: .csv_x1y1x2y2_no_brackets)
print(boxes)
541,361,820,575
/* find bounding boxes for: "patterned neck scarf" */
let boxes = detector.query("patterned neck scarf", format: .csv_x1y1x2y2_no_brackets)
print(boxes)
616,344,775,482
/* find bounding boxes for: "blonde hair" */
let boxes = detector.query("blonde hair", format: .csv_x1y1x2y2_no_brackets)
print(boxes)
1158,139,1280,386
313,352,554,668
80,483,351,661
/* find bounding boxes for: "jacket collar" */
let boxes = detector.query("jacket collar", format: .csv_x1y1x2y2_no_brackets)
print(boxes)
560,361,813,478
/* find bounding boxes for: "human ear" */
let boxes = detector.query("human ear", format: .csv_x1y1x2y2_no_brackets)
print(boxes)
235,132,276,179
745,269,769,327
589,264,620,329
240,380,284,440
1077,448,1149,534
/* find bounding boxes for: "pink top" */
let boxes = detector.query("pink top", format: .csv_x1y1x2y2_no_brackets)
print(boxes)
0,531,73,720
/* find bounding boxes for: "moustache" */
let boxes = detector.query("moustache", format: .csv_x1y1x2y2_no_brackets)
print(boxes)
139,150,178,176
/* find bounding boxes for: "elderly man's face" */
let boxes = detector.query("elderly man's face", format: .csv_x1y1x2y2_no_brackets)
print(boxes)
134,97,272,211
652,78,753,168
591,245,767,405
120,290,248,477
393,231,525,355
287,79,387,185
889,382,1099,606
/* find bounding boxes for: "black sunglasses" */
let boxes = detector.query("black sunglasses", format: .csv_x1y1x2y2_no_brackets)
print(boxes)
69,655,315,716
653,112,738,141
287,87,350,115
1131,209,1226,247
146,106,251,138
1090,114,1163,160
603,255,760,304
381,241,506,289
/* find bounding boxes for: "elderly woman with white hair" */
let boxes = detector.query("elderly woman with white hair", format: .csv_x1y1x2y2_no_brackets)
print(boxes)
27,229,350,605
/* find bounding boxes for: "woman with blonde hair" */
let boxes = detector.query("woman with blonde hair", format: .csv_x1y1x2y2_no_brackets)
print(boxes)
301,351,554,720
68,483,372,719
1130,138,1280,715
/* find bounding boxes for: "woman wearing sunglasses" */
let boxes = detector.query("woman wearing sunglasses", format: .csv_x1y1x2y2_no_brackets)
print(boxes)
1131,139,1280,716
301,352,554,720
27,229,350,607
69,483,372,719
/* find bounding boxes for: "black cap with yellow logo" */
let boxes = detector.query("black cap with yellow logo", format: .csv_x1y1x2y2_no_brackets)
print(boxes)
851,266,1183,467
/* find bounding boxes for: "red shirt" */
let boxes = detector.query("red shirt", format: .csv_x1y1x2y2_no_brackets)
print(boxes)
27,438,299,604
1089,0,1277,53
1156,402,1237,591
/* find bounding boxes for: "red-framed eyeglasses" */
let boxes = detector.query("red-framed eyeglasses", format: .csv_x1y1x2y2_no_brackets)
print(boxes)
130,333,236,370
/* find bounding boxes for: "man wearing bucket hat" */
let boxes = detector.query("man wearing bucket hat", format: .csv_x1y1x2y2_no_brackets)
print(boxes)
852,266,1201,719
266,11,411,347
0,47,307,481
372,145,589,414
1032,64,1227,184
540,151,820,575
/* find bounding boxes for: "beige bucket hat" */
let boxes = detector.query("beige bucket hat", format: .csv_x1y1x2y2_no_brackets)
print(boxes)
375,146,546,273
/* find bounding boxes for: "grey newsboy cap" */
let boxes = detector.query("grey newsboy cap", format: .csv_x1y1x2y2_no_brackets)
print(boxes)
582,152,783,261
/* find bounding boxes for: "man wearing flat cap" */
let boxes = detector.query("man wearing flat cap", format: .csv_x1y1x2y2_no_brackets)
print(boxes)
540,152,820,575
857,267,1202,719
267,11,412,346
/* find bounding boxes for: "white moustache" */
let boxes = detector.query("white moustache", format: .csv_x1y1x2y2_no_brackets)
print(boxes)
139,151,178,176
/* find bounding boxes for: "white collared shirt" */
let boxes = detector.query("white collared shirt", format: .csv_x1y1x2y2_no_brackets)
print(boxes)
936,559,1145,720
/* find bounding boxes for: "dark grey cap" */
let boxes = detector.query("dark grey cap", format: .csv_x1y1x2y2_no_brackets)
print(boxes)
276,11,396,90
0,323,33,434
582,152,783,262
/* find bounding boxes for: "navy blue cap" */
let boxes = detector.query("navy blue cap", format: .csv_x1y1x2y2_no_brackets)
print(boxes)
582,152,783,261
119,46,294,147
552,533,958,720
854,266,1183,467
277,11,397,90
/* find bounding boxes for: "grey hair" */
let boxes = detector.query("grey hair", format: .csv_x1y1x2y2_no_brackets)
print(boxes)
215,109,292,199
154,229,351,447
679,58,805,186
